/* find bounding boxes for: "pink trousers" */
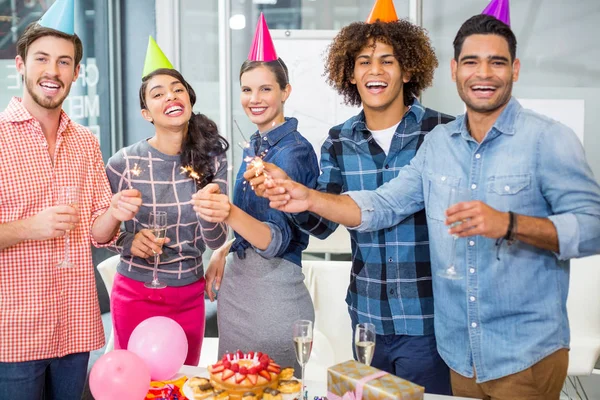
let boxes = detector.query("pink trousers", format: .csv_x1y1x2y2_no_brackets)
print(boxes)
110,273,206,366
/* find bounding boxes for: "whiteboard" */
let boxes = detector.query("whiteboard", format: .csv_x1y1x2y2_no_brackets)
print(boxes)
272,29,361,160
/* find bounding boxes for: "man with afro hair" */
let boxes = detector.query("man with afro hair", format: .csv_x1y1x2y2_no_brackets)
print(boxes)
246,16,453,395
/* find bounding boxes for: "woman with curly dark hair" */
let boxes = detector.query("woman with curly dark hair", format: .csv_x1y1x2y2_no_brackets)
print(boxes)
249,4,454,394
104,40,229,366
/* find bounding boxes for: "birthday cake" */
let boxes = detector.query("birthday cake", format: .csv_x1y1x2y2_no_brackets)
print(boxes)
185,351,302,400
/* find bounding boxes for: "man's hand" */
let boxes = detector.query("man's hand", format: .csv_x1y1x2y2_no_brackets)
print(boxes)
130,228,171,258
263,179,312,213
446,200,509,239
192,183,231,223
110,189,142,221
25,205,80,241
243,161,289,197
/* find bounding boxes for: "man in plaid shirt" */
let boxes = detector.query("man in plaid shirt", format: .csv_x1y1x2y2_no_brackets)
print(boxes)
247,19,454,394
0,19,141,400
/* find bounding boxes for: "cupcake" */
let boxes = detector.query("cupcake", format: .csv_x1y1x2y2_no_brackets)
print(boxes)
193,382,215,399
279,367,295,380
263,388,283,400
277,379,302,400
241,391,258,400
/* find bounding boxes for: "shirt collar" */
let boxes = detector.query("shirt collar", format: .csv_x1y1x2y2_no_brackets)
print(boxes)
4,97,73,135
252,117,298,147
352,97,425,134
454,97,521,138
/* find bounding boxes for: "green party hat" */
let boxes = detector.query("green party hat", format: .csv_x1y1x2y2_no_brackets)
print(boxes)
142,36,174,78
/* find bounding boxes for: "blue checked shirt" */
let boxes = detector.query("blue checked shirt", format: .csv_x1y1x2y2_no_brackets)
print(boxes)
292,99,454,336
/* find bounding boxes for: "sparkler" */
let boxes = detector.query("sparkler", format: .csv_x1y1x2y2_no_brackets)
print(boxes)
234,120,271,191
127,161,142,189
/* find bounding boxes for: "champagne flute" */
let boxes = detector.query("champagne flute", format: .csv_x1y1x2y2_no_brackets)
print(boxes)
292,319,313,397
144,211,168,289
438,187,470,280
56,186,80,268
354,322,376,366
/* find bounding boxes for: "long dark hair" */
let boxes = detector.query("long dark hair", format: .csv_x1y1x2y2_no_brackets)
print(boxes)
139,68,229,186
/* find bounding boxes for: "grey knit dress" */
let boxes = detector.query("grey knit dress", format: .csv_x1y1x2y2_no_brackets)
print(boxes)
217,251,315,374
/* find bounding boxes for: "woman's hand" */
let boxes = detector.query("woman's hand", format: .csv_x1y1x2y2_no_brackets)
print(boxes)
192,183,231,223
204,239,234,301
243,160,289,197
130,229,171,258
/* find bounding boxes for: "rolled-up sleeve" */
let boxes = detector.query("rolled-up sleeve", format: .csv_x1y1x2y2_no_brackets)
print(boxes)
540,123,600,260
91,144,119,247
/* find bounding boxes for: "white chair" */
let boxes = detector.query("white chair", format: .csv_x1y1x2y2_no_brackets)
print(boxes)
303,260,354,367
564,255,600,399
96,254,120,354
304,226,352,261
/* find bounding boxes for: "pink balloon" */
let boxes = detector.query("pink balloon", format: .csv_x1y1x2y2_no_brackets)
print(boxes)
89,350,150,400
128,316,188,380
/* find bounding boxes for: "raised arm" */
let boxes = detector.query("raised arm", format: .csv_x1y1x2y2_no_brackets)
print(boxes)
198,155,229,250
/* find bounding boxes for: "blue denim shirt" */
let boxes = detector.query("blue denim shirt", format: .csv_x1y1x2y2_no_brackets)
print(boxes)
231,117,319,266
347,98,600,382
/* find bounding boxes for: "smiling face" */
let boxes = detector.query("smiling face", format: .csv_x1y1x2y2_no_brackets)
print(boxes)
16,35,80,110
451,34,520,115
240,65,290,133
350,40,410,114
141,73,193,130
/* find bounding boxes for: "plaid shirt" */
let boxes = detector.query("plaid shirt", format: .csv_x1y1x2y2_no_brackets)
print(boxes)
293,99,454,335
0,98,112,362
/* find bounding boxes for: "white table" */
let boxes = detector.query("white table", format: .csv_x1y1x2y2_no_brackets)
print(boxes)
179,366,475,400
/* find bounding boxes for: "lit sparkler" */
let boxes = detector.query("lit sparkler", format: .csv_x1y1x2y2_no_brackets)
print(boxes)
127,161,143,189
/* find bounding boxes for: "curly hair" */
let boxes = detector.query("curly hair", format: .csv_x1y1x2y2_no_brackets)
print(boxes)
324,19,438,107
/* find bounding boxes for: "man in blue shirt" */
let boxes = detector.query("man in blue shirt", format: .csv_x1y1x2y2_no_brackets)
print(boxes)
262,15,600,399
247,18,452,394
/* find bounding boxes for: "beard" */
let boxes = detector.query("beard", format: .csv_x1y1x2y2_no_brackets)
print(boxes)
24,73,69,110
458,79,513,114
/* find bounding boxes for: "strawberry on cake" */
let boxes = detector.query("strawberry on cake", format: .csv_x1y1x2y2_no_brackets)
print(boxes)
208,350,282,399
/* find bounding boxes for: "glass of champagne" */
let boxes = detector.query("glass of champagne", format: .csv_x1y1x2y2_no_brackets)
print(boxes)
292,319,313,397
438,187,471,280
56,186,80,268
144,211,168,289
354,322,376,366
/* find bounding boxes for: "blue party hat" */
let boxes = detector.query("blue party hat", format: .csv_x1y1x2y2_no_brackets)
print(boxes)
38,0,75,35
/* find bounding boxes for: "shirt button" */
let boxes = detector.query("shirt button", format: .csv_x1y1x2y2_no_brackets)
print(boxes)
471,184,477,190
441,176,447,181
385,164,389,169
470,268,475,274
475,154,481,159
388,257,393,263
470,296,476,302
504,185,511,192
469,240,475,246
471,322,477,328
390,289,395,295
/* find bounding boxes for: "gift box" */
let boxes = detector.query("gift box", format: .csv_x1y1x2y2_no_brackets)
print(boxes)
327,360,424,400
